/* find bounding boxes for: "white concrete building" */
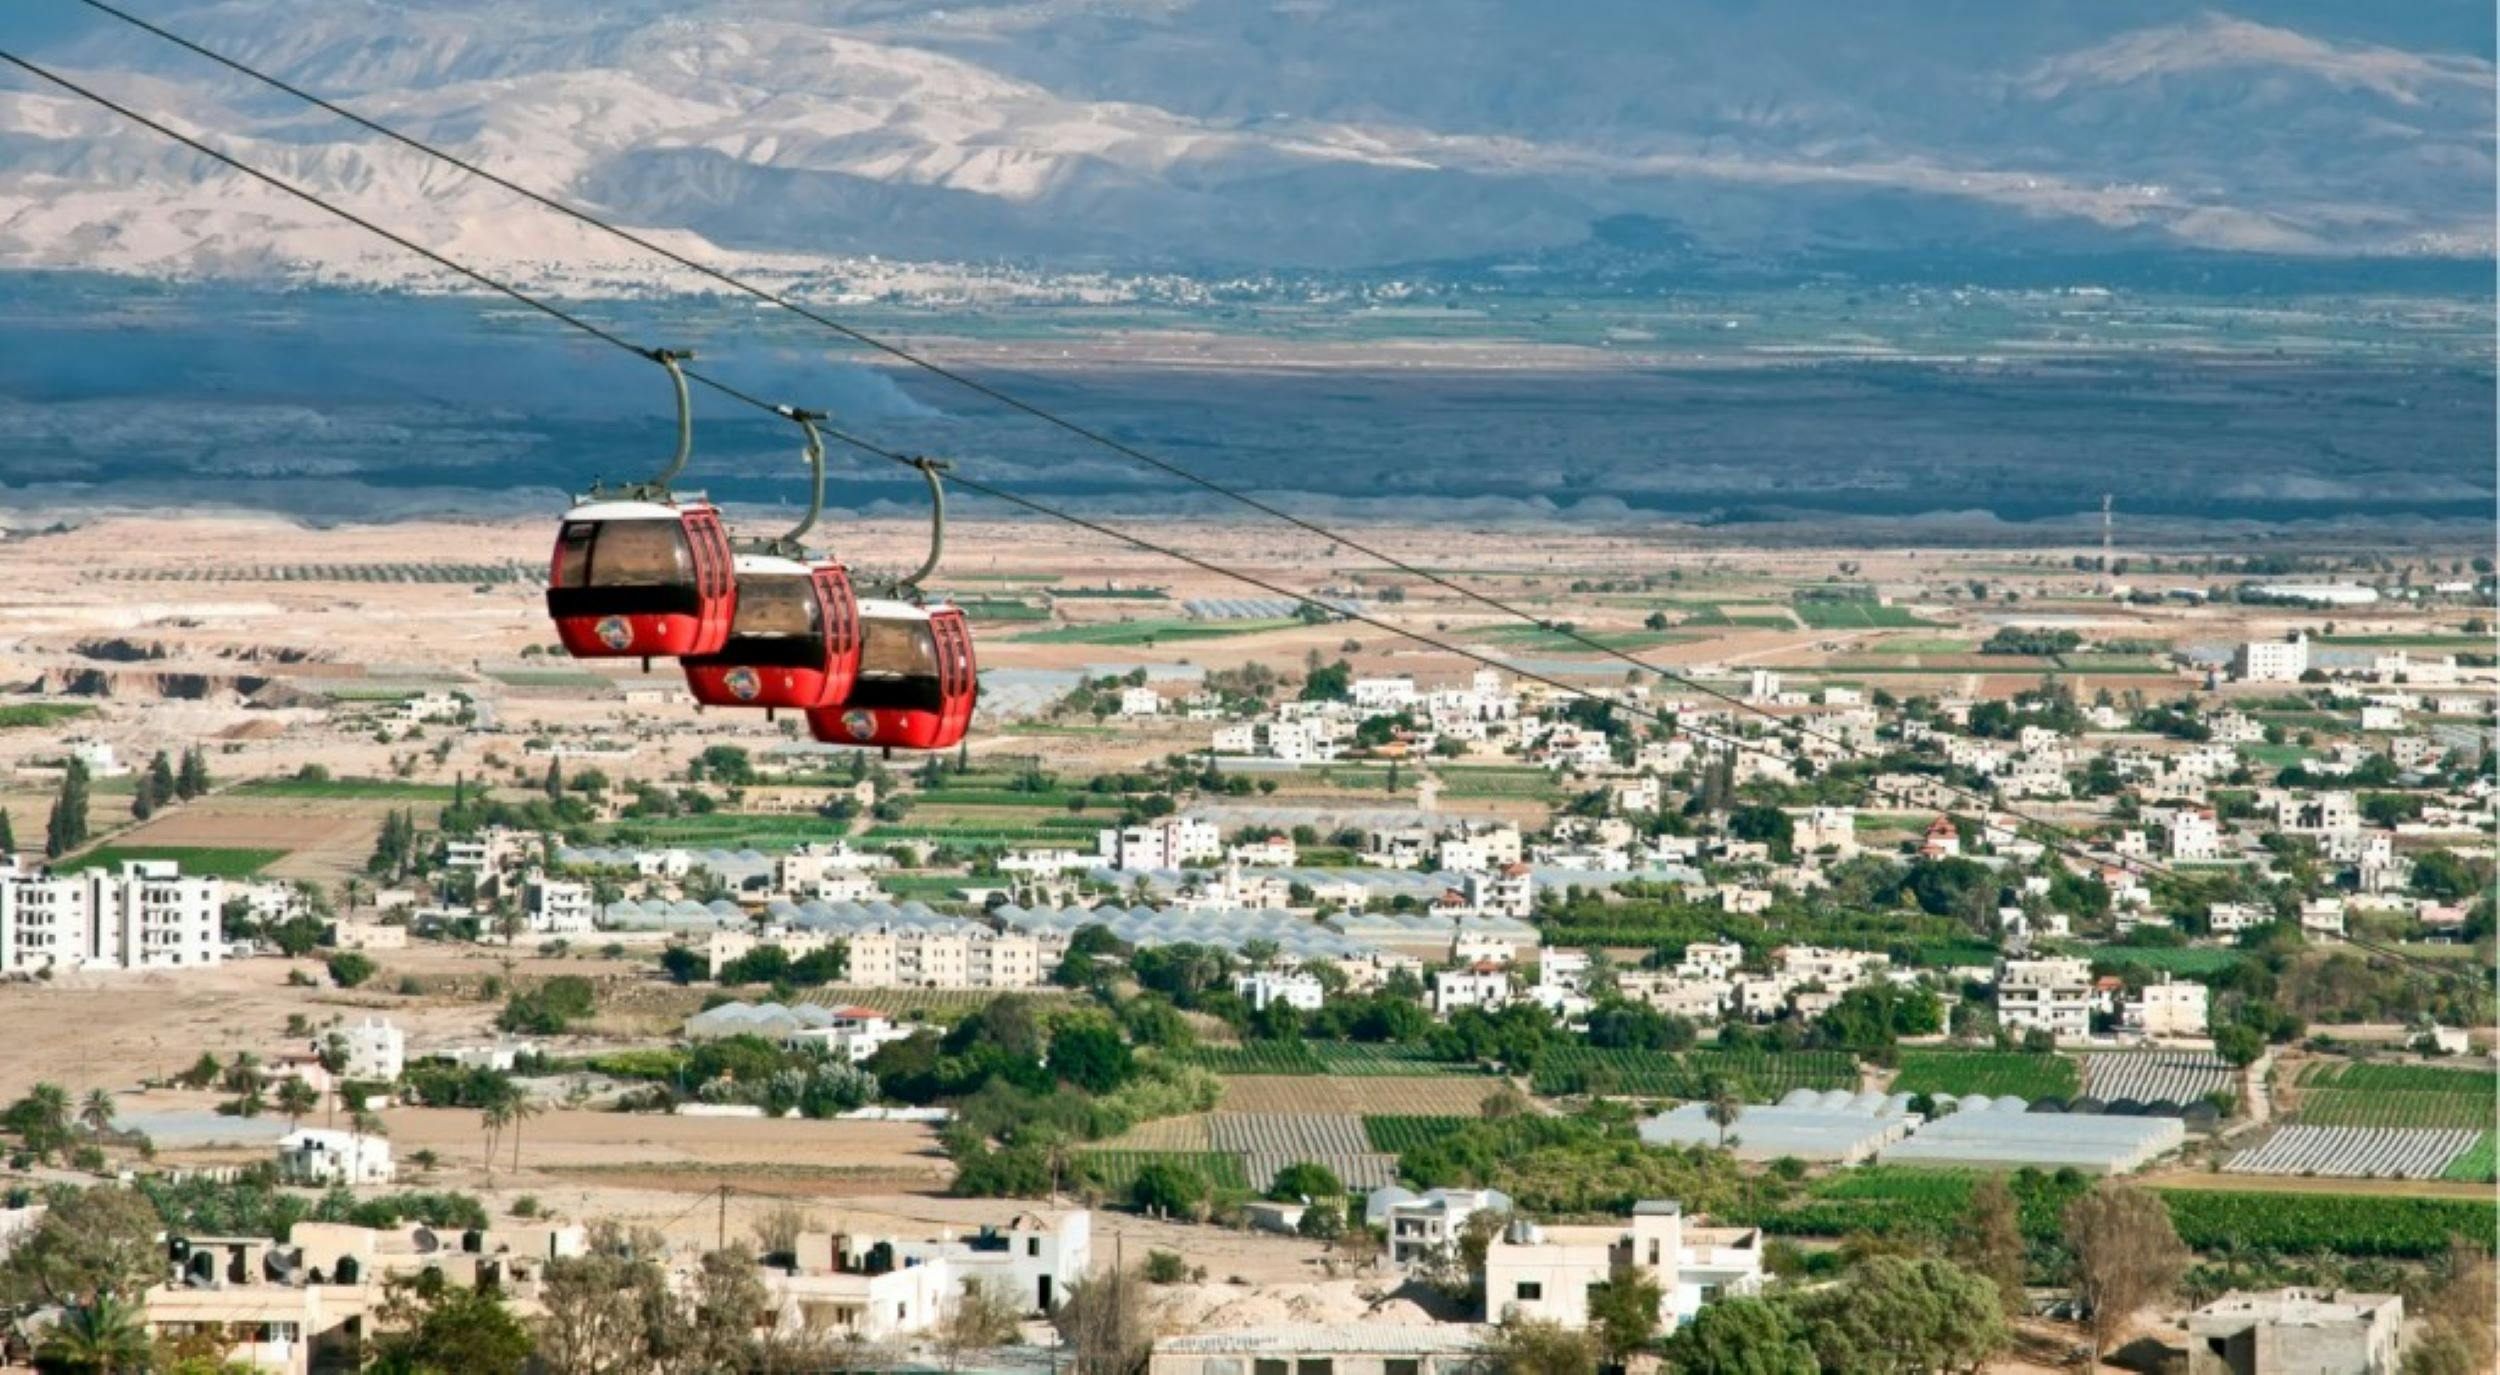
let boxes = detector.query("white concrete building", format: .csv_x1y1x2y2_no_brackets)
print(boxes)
2232,634,2310,683
277,1130,394,1186
1431,965,1514,1017
333,1017,405,1082
2182,1289,2402,1375
1791,807,1858,857
1369,1186,1512,1267
522,875,596,935
2122,976,2211,1040
1235,969,1327,1012
0,859,224,973
1099,818,1223,871
1483,1202,1763,1336
1996,956,2095,1042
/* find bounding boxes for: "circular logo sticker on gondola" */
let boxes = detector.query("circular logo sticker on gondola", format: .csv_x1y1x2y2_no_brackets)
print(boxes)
595,616,634,651
841,709,877,741
724,667,761,701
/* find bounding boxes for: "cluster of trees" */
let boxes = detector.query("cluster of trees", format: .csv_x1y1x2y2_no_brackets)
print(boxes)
128,748,210,821
496,976,599,1035
44,758,91,858
691,940,850,988
366,806,426,880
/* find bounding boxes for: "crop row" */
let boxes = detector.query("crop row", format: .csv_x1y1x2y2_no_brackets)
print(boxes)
2439,1133,2497,1184
2295,1061,2497,1130
1745,1168,2499,1258
1891,1051,2078,1100
1208,1113,1371,1158
1531,1047,1857,1101
2079,1052,2235,1105
1075,1150,1251,1194
1174,1042,1482,1077
2225,1126,2482,1181
1363,1116,1470,1154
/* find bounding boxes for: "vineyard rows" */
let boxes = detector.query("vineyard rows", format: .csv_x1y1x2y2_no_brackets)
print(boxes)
1208,1114,1372,1157
2225,1126,2482,1180
1076,1151,1250,1194
2078,1052,2235,1105
2295,1062,2498,1130
1890,1051,2077,1100
2440,1133,2496,1183
2161,1189,2494,1259
1364,1116,1469,1154
1740,1168,2499,1258
1532,1047,1856,1100
1242,1151,1401,1192
1174,1042,1482,1077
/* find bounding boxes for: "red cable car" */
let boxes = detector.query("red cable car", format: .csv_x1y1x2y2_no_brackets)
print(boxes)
806,601,976,751
681,411,865,714
804,456,978,752
544,350,738,661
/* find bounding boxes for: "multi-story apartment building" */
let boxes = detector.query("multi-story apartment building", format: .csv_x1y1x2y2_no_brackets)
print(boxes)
1097,817,1223,871
2232,634,2309,684
844,925,1062,989
333,1017,405,1082
0,859,223,973
1995,956,2095,1042
2122,975,2210,1040
521,875,596,935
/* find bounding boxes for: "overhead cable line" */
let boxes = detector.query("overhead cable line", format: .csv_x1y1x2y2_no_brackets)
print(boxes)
57,0,2290,900
13,42,2481,983
66,0,2043,817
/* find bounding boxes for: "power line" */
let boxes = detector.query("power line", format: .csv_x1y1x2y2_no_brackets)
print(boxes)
12,41,2476,973
60,0,2094,848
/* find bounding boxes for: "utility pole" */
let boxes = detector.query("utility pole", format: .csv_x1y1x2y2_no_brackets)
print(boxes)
717,1183,729,1251
2099,492,2115,592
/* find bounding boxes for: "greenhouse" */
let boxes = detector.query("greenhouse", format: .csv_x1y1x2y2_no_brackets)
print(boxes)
1879,1096,2185,1174
1638,1089,1918,1164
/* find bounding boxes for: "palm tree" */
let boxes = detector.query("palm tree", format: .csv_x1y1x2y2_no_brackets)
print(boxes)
274,1078,320,1130
480,1100,515,1180
349,1107,386,1138
77,1089,115,1139
1703,1074,1743,1150
37,1293,151,1374
507,1096,543,1175
23,1082,72,1158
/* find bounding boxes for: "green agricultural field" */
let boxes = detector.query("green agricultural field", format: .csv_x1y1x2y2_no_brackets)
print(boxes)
1076,1150,1251,1195
1866,637,1976,655
1792,599,1925,629
2439,1133,2496,1184
1013,618,1297,645
1744,1168,2498,1258
2053,654,2172,674
2081,946,2247,976
0,703,97,730
1310,1043,1485,1077
2158,1189,2494,1259
1173,1043,1324,1075
1364,1116,1470,1153
234,777,459,800
486,668,614,689
1890,1051,2079,1100
63,845,285,877
591,815,840,848
1474,624,1694,653
2295,1062,2499,1130
1531,1047,1856,1099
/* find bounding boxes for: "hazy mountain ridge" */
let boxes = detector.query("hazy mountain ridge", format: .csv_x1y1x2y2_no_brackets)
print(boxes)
0,0,2490,288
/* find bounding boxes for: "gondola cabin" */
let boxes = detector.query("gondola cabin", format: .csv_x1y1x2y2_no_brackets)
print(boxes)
804,601,976,751
680,554,861,712
545,500,736,660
